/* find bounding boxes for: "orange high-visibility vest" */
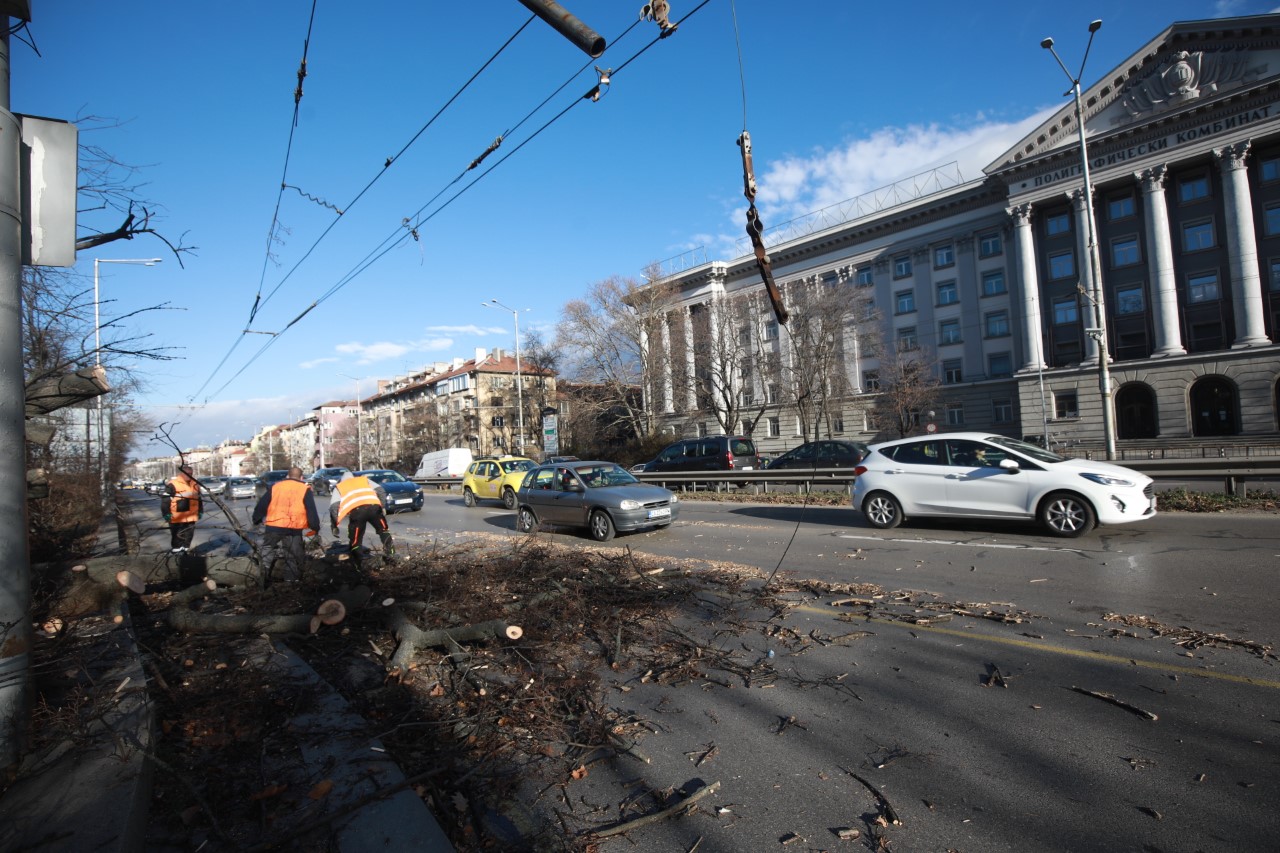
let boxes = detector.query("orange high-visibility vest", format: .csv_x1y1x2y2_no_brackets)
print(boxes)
167,474,201,523
264,479,311,530
334,475,381,523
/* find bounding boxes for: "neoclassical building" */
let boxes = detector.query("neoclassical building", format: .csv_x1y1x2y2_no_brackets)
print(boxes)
648,13,1280,455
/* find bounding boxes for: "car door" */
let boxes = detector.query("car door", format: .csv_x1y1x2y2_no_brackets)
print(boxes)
524,468,559,519
940,439,1031,517
549,467,588,525
880,439,953,514
478,461,501,501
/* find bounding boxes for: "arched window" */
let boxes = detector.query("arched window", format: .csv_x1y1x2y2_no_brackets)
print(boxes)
1189,376,1239,436
1116,383,1158,439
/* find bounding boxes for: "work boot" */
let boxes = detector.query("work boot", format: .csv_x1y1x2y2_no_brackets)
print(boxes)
380,532,396,561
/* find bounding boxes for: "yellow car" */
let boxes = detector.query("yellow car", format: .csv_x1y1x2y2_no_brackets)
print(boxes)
462,456,537,509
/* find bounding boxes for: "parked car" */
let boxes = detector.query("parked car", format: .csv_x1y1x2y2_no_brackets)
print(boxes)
461,456,537,509
643,436,761,475
851,432,1156,538
766,440,870,473
544,455,579,464
310,467,351,496
198,476,227,495
414,448,473,480
516,460,679,541
145,481,165,495
353,469,424,513
253,469,291,501
224,476,256,499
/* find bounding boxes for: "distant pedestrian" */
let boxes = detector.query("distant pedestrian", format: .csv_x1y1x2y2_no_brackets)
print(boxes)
252,466,321,586
162,464,203,554
329,471,396,567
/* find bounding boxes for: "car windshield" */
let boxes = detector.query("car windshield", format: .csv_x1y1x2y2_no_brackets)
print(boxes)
228,478,252,485
501,459,536,474
986,436,1068,464
318,468,346,477
572,463,638,488
364,471,406,484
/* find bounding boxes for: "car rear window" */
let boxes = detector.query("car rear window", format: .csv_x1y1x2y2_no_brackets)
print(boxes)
729,439,755,456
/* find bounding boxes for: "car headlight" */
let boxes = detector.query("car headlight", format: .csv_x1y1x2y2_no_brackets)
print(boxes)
669,494,679,503
619,499,641,510
1080,472,1136,487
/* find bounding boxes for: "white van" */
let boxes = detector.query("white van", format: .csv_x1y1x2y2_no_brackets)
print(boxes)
415,448,474,480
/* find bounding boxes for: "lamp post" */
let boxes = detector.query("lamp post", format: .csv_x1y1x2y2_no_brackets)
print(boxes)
483,299,527,455
93,258,162,494
1041,20,1116,460
339,373,364,470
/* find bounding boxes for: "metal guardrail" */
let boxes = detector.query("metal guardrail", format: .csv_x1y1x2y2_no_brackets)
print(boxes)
413,458,1280,496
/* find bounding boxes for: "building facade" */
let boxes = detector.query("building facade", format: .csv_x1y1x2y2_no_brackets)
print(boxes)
649,14,1280,456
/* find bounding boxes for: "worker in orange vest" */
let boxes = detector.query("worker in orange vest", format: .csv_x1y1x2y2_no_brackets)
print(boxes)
252,466,321,586
329,471,395,567
162,464,203,553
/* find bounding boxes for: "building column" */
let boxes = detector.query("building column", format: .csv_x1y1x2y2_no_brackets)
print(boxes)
1071,188,1104,364
660,311,674,413
684,306,697,411
1214,141,1272,347
1136,165,1186,356
639,324,652,419
1010,204,1046,371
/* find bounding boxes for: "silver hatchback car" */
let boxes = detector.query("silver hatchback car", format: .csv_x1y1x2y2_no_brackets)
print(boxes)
516,461,679,541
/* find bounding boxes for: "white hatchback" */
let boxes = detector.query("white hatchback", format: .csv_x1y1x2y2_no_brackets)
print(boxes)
852,433,1156,537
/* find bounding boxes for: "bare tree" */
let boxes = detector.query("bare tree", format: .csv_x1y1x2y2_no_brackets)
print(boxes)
556,270,674,444
869,344,943,440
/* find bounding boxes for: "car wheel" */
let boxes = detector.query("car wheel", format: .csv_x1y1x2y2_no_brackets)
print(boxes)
1039,491,1096,537
463,488,477,508
502,487,517,510
588,509,616,542
517,506,537,533
862,491,903,529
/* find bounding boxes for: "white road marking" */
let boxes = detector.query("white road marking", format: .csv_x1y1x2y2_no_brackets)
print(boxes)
836,533,1088,555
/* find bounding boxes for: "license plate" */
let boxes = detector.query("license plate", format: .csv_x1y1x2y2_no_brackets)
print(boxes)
647,507,671,519
740,466,753,471
395,497,412,504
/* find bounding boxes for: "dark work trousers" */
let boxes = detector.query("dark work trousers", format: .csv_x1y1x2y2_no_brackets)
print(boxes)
169,521,196,551
346,504,394,564
262,527,306,585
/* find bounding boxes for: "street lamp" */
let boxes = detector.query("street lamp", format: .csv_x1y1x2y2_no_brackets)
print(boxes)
482,299,528,455
338,373,364,470
1041,20,1116,460
93,257,162,494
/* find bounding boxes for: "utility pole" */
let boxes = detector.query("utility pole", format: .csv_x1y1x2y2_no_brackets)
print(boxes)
0,11,31,772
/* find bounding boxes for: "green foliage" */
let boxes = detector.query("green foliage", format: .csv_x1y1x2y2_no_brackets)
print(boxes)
1153,488,1279,513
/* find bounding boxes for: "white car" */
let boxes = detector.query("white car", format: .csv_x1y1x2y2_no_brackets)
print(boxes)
851,432,1155,537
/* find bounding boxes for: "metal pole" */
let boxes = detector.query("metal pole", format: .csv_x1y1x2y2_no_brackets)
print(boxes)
0,19,32,771
1042,21,1116,460
485,300,525,455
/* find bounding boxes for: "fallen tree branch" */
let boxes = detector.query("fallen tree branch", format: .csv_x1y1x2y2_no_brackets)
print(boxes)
842,768,902,826
385,605,523,680
590,780,720,839
168,584,370,635
1068,686,1158,721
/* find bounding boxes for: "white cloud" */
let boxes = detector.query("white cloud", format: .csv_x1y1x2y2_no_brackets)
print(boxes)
299,356,339,369
429,324,504,335
135,392,323,456
332,335,455,365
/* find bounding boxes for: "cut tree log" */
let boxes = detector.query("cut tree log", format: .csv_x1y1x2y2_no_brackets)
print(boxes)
385,605,523,680
24,365,109,416
170,584,372,635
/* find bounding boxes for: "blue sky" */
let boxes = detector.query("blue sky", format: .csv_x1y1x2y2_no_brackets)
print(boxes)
14,0,1266,457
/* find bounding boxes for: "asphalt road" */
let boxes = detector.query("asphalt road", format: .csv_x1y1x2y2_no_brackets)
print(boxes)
193,490,1280,850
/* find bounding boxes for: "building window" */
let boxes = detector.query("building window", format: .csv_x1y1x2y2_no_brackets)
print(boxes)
1115,285,1145,315
1054,297,1079,325
979,232,1003,257
1055,390,1079,419
1266,203,1280,236
763,319,779,341
697,422,708,438
857,266,874,286
897,326,918,351
1046,213,1071,235
945,402,965,426
832,414,845,433
1262,158,1280,183
1109,194,1135,220
942,358,963,384
934,244,955,268
937,280,958,305
981,270,1006,296
988,352,1012,378
738,326,751,348
767,417,780,438
985,311,1010,338
1111,236,1141,267
1049,250,1075,280
895,289,916,314
1188,272,1220,303
739,389,754,406
992,398,1013,424
940,319,962,345
893,255,912,278
767,383,780,404
863,371,881,392
1271,259,1280,291
1179,174,1210,202
1183,220,1215,252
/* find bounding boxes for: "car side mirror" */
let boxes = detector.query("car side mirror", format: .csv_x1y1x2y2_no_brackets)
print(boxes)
999,458,1020,472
